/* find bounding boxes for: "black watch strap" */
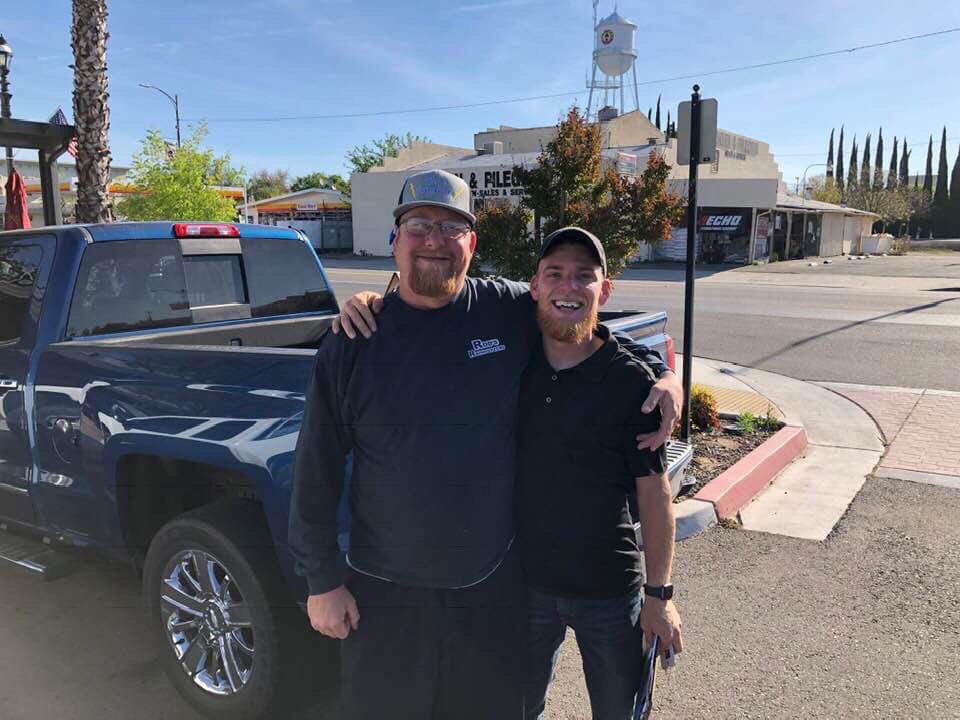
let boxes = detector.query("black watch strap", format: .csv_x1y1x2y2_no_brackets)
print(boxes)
643,583,674,600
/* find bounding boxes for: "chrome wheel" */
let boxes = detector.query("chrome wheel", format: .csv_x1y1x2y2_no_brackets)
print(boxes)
160,549,255,696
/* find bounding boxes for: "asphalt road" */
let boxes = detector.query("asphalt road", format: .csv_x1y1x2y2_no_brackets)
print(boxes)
548,476,960,719
321,254,960,390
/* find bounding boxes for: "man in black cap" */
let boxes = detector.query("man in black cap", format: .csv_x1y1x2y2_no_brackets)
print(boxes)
518,227,682,720
289,170,681,719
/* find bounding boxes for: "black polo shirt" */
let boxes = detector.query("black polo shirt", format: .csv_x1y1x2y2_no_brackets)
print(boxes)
516,325,667,599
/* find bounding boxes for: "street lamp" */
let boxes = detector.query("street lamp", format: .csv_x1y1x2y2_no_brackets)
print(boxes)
0,34,14,175
138,83,181,148
800,163,828,206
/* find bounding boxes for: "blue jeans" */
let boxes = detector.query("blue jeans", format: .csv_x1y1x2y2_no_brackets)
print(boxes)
525,588,643,720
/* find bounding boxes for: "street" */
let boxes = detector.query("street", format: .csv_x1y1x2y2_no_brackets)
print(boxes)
322,254,960,390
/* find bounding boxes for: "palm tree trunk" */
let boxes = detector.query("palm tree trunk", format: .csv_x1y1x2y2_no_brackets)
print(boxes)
71,0,112,223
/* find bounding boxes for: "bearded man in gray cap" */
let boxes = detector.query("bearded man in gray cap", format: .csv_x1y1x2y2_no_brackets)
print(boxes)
289,169,682,719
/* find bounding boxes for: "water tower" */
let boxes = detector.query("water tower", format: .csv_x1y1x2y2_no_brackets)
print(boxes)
585,1,640,121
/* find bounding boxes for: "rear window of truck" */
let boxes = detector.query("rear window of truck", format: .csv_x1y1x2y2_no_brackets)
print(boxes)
66,236,334,338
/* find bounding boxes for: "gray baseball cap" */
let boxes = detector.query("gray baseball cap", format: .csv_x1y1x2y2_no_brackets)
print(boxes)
540,226,608,276
393,169,476,226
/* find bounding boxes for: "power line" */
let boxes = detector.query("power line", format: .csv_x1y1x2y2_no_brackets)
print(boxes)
186,26,960,123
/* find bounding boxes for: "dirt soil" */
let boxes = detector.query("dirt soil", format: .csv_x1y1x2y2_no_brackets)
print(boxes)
677,426,777,500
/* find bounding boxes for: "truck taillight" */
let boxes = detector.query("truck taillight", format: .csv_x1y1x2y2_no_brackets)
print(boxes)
664,335,677,373
173,223,240,238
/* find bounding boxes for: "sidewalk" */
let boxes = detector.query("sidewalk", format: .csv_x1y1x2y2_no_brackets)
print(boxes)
819,382,960,490
680,357,884,541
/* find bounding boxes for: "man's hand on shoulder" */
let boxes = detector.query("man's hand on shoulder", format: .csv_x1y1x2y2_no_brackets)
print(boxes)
333,291,384,339
636,370,682,451
307,585,360,639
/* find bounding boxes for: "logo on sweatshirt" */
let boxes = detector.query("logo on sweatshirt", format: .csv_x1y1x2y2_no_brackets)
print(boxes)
467,338,506,359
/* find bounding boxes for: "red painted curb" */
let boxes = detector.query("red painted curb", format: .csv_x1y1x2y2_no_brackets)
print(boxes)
694,426,808,520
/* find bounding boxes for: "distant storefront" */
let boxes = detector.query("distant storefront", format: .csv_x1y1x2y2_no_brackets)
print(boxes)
697,207,752,264
243,188,353,252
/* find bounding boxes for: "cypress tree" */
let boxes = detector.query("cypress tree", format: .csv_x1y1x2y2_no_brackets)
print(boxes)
836,126,845,194
860,134,872,189
655,95,661,130
934,127,950,236
647,107,652,121
923,136,934,195
887,137,899,190
874,128,885,190
666,111,672,139
950,147,960,237
848,137,859,191
934,127,949,204
826,128,835,178
899,136,910,187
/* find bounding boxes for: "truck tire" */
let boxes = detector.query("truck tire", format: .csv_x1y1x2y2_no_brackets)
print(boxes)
142,499,329,719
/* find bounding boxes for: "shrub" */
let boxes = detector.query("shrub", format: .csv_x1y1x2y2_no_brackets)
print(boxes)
735,411,758,435
690,384,720,431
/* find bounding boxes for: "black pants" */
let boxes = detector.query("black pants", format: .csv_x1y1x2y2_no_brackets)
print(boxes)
340,551,526,720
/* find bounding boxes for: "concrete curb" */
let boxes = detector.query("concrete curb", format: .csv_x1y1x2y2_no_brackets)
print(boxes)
673,426,809,542
694,426,808,520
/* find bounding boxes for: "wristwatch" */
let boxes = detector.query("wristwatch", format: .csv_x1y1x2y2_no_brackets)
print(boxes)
643,583,674,601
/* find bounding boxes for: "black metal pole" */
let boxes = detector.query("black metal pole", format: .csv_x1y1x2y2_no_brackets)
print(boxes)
174,94,181,148
1,67,12,176
680,84,701,441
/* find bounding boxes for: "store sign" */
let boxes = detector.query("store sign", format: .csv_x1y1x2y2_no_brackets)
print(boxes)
296,201,319,211
699,211,749,232
449,169,526,200
616,152,638,176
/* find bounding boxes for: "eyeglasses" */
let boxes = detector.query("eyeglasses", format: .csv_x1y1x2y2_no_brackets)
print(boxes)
399,217,472,240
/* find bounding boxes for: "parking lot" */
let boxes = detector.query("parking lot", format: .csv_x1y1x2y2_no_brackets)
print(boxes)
3,475,958,719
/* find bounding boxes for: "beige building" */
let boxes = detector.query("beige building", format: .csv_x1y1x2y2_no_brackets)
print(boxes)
351,110,878,263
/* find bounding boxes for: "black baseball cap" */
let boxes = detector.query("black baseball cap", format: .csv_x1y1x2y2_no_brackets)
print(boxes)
539,226,607,276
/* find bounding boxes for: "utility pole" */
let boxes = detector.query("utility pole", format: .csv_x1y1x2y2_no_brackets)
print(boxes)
0,34,14,176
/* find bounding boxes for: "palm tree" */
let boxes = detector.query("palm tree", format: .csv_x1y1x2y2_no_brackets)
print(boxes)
71,0,112,223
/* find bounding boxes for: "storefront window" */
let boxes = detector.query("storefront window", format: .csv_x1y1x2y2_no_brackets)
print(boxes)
697,208,752,264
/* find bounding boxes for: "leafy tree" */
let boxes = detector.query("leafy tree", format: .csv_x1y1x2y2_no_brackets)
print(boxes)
887,137,899,191
860,134,872,190
116,124,239,221
346,132,431,175
809,175,842,204
845,185,911,232
471,204,536,279
246,169,289,201
836,127,845,195
207,153,246,188
479,107,683,280
847,137,859,191
290,172,350,196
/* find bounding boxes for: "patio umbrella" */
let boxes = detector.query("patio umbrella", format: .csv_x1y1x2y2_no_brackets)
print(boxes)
4,167,31,230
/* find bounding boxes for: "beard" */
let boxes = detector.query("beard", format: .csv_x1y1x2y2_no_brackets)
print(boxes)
407,254,465,297
537,302,598,344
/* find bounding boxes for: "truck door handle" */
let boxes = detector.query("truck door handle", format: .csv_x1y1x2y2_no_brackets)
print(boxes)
0,378,19,393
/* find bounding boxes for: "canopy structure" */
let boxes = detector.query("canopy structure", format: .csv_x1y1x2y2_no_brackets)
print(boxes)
0,117,76,226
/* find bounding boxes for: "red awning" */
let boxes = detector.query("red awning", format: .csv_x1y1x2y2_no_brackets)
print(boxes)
4,168,31,230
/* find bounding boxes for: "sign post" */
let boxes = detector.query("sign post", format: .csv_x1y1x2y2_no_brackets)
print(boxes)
676,85,718,441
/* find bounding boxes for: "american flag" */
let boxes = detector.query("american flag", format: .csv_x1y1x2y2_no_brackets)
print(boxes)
48,108,79,158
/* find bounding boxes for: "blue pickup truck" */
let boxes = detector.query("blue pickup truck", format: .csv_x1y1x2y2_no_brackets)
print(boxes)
0,221,691,719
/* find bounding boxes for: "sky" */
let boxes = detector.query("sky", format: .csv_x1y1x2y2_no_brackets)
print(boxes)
6,0,960,188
